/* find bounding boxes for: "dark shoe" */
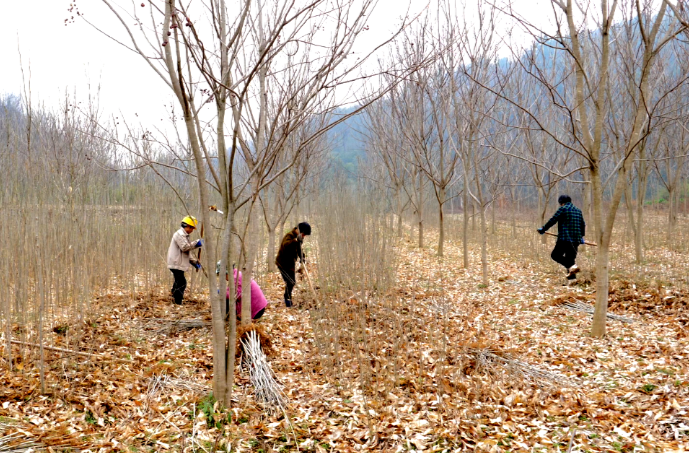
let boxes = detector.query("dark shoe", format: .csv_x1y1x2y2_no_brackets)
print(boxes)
285,299,293,308
566,273,577,280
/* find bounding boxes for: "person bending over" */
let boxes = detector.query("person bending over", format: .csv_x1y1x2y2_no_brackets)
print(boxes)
217,263,269,320
275,222,311,307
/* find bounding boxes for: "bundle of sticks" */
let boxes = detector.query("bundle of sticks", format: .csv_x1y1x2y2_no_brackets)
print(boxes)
470,347,576,387
144,318,210,334
241,330,286,413
562,301,635,323
0,432,41,452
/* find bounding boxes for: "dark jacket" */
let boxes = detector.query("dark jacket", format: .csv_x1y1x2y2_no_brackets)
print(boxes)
542,202,586,243
276,228,304,271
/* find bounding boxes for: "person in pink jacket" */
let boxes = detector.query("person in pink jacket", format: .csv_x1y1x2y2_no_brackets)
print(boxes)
216,262,268,320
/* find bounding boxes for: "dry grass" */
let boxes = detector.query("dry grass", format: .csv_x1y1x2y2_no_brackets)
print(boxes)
1,207,688,451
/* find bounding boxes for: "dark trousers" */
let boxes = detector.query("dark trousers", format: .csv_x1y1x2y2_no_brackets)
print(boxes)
279,267,296,307
170,269,187,305
551,240,579,270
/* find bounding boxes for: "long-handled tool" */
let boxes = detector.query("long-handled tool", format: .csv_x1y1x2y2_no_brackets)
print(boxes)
195,205,224,280
300,261,318,301
197,221,204,266
542,230,597,247
195,221,208,278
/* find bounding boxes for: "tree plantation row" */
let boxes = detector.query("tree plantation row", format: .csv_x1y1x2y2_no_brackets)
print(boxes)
2,0,689,417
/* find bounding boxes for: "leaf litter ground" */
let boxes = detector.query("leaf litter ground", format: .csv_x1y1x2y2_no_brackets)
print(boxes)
1,229,688,452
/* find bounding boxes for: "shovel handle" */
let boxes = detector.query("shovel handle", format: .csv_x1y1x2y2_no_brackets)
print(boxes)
542,230,597,247
300,262,318,300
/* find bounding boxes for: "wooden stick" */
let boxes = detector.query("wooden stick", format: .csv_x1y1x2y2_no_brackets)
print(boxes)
9,340,132,363
543,231,597,246
566,427,577,453
300,262,318,301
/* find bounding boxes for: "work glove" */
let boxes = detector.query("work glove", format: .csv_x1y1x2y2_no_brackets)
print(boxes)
196,239,204,248
537,228,545,235
192,262,202,270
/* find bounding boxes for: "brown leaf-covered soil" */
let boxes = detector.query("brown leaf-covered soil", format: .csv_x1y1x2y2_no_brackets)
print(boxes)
1,232,688,452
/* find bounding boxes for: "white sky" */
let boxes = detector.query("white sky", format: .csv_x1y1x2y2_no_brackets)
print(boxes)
0,0,556,132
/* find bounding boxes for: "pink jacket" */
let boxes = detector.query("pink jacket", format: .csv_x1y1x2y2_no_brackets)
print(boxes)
227,269,268,319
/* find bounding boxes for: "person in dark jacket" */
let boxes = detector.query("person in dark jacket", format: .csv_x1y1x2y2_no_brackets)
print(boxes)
275,222,311,307
538,195,586,280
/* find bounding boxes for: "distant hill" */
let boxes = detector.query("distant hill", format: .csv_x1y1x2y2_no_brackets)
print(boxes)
327,106,366,175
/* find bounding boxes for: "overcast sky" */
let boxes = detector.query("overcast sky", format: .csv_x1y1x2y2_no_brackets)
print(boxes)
0,0,555,132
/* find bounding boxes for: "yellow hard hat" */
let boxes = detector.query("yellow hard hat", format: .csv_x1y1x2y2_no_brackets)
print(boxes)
181,215,198,228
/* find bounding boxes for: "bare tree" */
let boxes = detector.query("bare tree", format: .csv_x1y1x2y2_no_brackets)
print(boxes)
449,0,503,282
655,119,689,248
492,0,687,336
360,98,411,238
388,28,437,249
91,0,410,405
261,117,329,271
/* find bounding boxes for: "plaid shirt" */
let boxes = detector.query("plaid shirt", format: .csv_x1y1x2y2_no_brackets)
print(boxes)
542,202,586,243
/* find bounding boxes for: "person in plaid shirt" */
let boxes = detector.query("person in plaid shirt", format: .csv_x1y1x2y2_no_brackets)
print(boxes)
538,195,586,280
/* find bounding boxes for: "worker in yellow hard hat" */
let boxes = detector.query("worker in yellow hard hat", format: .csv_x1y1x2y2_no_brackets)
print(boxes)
167,215,203,305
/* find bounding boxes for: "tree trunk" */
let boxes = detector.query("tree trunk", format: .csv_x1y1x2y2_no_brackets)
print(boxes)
480,203,488,285
437,187,445,257
279,215,287,236
590,166,608,337
463,178,469,268
396,186,403,238
218,199,237,404
592,238,610,336
623,173,636,251
267,224,277,271
417,170,424,249
36,241,46,394
591,158,636,337
583,179,593,227
418,217,424,249
162,0,225,403
538,187,547,245
665,151,686,251
3,274,11,370
473,149,488,285
262,192,278,272
580,173,589,221
635,153,648,263
241,203,257,325
471,199,476,233
668,185,676,248
511,188,517,238
183,113,225,399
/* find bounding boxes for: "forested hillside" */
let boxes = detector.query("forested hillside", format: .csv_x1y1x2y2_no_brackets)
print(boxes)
327,107,366,175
